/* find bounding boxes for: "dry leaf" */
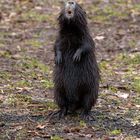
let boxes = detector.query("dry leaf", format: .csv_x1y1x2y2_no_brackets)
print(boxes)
95,35,105,41
36,124,46,130
116,91,129,99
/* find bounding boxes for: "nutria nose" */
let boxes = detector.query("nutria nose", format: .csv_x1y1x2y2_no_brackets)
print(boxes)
68,1,75,5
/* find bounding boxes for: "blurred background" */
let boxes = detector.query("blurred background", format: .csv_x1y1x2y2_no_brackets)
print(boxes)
0,0,140,139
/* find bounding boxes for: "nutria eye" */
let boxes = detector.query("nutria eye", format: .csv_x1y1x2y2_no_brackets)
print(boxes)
68,1,74,5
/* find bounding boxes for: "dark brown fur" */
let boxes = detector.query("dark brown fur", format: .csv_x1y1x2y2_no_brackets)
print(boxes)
53,2,100,119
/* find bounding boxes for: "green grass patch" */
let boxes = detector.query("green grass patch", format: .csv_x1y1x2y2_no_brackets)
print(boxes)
99,61,109,70
15,128,28,140
79,120,86,127
0,50,12,58
117,53,140,65
109,86,118,93
47,101,57,110
111,99,121,106
51,135,63,140
15,79,32,87
25,39,42,48
93,15,109,23
6,94,32,107
41,79,54,89
103,6,128,19
20,10,54,23
0,31,11,38
134,98,140,105
128,40,137,48
0,43,5,47
110,129,122,135
131,3,140,12
14,57,53,89
132,77,140,93
17,57,49,74
89,2,129,23
0,71,12,80
129,54,140,65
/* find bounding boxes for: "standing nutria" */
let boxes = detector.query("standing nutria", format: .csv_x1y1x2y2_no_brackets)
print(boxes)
53,0,100,120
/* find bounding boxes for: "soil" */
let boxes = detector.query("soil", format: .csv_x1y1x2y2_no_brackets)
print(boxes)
0,0,140,139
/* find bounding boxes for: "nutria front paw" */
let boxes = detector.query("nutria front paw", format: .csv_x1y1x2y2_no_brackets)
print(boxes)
73,49,82,62
55,55,62,64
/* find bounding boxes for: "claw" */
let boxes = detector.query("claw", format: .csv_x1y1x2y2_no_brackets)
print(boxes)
55,55,62,64
73,49,81,62
80,112,95,122
47,109,67,120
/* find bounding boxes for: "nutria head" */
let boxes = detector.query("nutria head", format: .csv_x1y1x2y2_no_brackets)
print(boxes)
65,1,76,19
58,1,87,27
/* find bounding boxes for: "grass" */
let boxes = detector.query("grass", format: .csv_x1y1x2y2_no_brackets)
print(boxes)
99,61,108,70
47,101,57,110
0,0,139,139
102,5,128,19
20,10,54,23
117,53,140,66
110,129,122,135
15,80,32,88
0,50,12,58
128,39,137,48
0,43,5,47
0,71,12,80
88,1,140,23
25,39,43,48
51,135,63,140
13,56,53,90
129,54,140,65
15,129,27,140
16,57,49,74
88,2,129,23
5,94,32,107
132,77,140,93
41,79,54,89
79,120,87,127
109,86,118,93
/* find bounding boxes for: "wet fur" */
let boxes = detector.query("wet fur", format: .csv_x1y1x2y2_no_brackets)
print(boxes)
53,2,100,118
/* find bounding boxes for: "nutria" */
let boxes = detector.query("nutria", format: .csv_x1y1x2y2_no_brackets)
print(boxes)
53,0,100,120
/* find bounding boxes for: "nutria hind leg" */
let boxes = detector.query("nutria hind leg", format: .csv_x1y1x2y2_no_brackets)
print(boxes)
80,109,95,122
68,103,80,115
48,106,68,120
51,86,69,119
58,107,68,118
80,94,96,122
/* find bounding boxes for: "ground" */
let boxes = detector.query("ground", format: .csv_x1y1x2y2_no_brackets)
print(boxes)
0,0,140,140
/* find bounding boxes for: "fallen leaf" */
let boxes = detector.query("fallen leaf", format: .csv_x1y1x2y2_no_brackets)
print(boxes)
116,91,129,99
70,127,80,133
9,12,17,19
135,105,140,108
36,124,46,130
95,35,105,40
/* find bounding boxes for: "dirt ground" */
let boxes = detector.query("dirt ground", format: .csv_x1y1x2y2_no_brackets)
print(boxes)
0,0,140,139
